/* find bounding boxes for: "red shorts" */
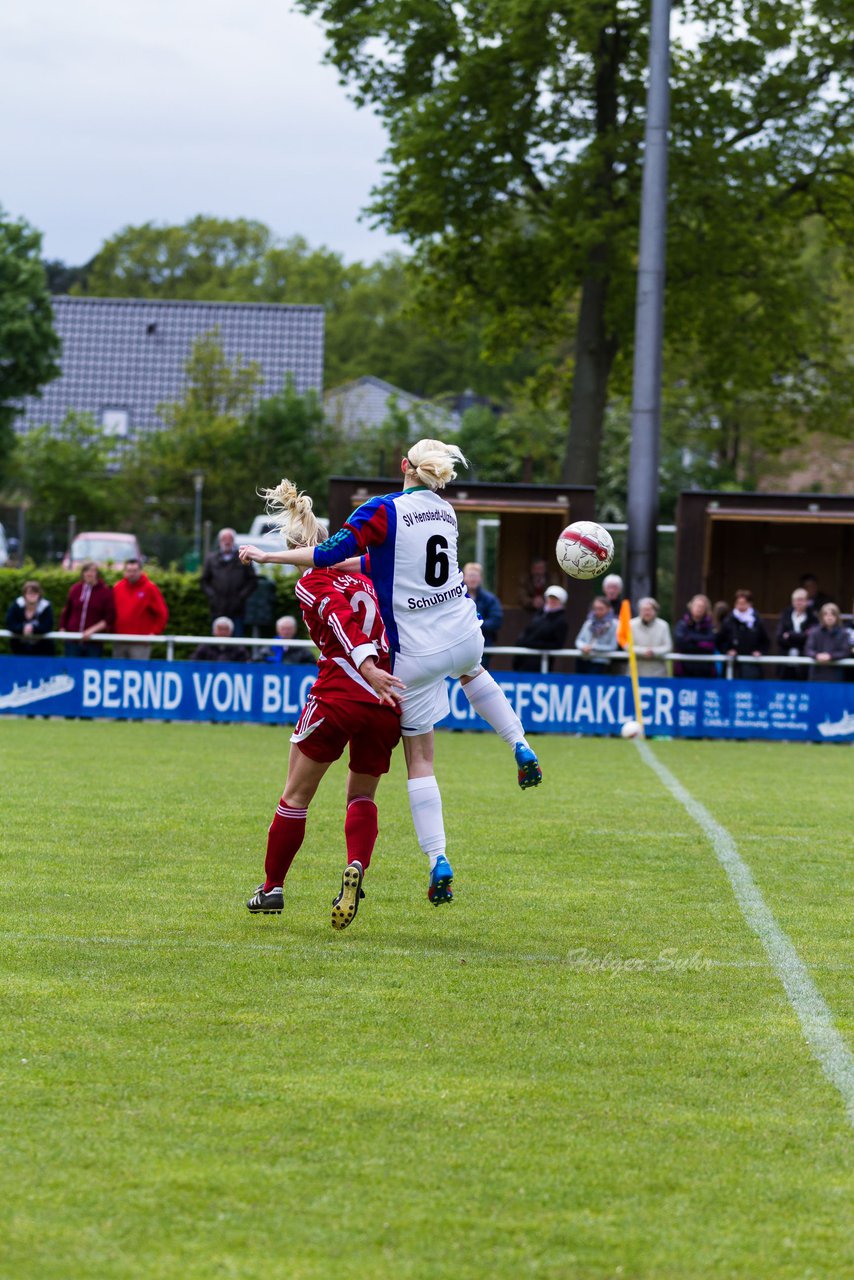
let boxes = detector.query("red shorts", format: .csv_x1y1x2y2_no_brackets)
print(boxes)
291,694,401,776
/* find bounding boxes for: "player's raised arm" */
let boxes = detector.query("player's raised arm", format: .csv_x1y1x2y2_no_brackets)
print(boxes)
239,543,314,567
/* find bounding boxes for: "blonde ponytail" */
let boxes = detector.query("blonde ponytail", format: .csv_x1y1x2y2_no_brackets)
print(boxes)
406,438,468,490
259,479,328,548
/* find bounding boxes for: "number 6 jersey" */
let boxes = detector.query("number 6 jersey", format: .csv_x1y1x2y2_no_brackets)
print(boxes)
312,487,482,657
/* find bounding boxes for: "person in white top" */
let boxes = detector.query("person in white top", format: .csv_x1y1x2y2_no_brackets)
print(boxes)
240,439,542,908
629,598,673,677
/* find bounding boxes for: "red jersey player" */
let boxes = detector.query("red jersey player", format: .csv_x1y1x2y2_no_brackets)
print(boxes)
246,490,404,929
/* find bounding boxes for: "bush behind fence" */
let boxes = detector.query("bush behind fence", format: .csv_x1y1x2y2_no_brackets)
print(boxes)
0,567,301,653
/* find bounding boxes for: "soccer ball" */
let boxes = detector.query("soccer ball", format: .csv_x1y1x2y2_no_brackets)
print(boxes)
555,521,615,580
620,719,642,739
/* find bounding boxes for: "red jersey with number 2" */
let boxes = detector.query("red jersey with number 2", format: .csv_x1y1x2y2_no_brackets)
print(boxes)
293,567,394,707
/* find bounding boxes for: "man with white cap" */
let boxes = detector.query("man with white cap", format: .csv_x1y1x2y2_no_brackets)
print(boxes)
600,573,625,616
513,584,569,672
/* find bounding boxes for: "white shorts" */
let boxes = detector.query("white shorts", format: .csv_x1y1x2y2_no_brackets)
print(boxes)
394,632,485,736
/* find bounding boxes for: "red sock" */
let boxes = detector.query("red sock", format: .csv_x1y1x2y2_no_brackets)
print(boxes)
264,800,308,888
345,797,378,871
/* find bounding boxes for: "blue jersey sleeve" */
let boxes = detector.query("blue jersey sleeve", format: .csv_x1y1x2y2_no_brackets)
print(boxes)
312,526,360,568
312,494,395,567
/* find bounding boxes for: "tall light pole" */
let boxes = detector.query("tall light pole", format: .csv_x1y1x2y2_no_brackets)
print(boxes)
192,471,205,564
626,0,672,606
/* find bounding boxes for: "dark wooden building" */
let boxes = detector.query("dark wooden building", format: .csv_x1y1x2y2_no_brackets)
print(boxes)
674,490,854,624
327,476,597,652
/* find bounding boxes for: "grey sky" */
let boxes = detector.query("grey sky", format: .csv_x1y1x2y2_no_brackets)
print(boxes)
1,0,403,266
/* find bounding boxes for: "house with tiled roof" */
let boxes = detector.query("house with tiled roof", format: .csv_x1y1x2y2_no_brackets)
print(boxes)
15,296,325,438
324,375,458,438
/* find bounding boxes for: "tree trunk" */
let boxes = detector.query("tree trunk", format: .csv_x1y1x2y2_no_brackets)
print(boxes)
562,262,618,486
561,14,624,487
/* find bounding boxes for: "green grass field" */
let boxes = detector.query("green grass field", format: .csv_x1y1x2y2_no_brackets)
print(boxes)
2,720,853,1279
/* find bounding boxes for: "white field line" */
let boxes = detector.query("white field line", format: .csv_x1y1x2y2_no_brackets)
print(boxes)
637,739,854,1127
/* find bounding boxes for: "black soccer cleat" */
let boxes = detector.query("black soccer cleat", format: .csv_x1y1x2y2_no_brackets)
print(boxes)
331,860,365,931
246,884,284,914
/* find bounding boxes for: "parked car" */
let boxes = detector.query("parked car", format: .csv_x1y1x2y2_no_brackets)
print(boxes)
0,522,8,568
62,531,142,570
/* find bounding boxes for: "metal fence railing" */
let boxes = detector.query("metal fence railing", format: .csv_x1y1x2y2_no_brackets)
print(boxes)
1,631,852,678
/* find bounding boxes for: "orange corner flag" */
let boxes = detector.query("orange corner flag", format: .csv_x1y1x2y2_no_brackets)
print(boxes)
616,598,632,649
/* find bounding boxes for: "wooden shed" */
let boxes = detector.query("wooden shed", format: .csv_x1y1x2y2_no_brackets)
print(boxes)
674,490,854,624
327,476,597,650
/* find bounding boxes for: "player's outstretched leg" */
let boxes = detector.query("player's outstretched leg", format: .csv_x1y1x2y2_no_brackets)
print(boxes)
246,798,307,914
331,860,365,930
247,748,330,917
408,775,454,904
332,783,381,930
460,669,542,789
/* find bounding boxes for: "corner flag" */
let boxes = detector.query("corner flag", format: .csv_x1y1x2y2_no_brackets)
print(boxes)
616,599,632,649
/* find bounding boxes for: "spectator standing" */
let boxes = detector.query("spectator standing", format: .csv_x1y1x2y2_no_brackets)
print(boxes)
628,598,672,677
805,603,851,683
112,560,168,660
463,562,504,657
5,580,55,656
775,588,818,681
715,589,770,680
800,573,834,612
201,528,257,636
191,616,249,663
518,557,555,613
263,616,316,664
673,594,717,678
244,574,277,638
575,594,617,675
513,585,568,672
59,562,115,658
601,574,625,617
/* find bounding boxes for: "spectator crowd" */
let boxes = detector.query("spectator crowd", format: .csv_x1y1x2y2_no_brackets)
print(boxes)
3,542,853,680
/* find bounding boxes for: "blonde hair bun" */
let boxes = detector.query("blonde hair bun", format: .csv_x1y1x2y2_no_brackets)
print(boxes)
407,439,468,490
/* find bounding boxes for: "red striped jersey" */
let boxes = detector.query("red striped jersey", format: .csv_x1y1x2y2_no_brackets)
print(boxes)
293,566,393,706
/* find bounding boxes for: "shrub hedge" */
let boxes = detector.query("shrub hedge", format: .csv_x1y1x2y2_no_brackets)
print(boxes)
0,567,301,656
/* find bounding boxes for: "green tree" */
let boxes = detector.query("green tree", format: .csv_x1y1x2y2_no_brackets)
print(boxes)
296,0,854,486
243,378,338,505
123,329,263,536
0,210,61,487
7,411,122,531
78,215,533,400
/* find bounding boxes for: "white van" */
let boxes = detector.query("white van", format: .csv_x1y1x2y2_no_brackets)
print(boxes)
233,514,329,574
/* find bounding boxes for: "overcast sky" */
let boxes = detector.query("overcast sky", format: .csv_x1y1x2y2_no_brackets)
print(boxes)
1,0,404,266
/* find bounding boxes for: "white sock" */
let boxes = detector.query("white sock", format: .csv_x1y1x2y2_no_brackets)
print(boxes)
462,670,528,749
407,776,446,870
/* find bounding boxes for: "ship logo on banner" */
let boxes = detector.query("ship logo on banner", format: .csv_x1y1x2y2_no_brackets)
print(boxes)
817,710,854,739
0,674,75,710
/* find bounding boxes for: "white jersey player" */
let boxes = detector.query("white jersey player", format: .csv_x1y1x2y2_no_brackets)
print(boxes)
240,439,542,907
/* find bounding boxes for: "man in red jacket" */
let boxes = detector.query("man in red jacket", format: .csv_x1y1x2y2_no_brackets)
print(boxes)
112,560,169,659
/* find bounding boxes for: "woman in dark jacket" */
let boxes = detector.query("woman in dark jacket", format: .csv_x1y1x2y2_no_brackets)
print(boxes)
715,588,770,681
673,594,717,678
59,561,115,658
5,580,55,656
805,603,851,683
775,587,818,680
